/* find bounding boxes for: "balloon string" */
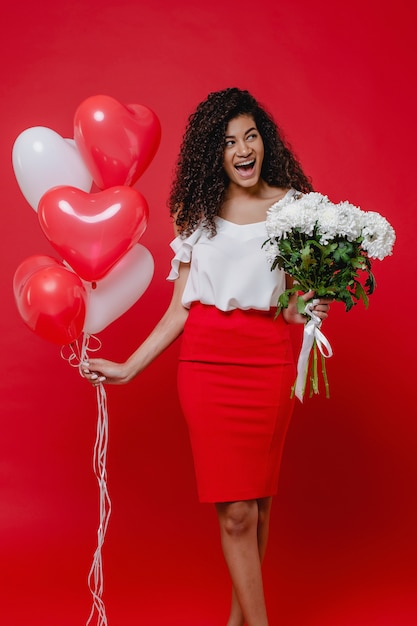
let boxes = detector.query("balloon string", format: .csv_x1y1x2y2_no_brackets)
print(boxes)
60,333,103,367
61,334,111,626
86,380,111,626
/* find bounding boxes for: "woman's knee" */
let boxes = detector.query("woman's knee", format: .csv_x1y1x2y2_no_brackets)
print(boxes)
216,500,258,538
257,497,272,527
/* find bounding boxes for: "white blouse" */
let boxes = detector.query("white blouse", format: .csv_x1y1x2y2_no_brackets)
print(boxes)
166,191,297,312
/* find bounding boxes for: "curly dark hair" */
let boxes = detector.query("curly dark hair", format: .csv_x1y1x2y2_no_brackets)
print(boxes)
169,87,313,237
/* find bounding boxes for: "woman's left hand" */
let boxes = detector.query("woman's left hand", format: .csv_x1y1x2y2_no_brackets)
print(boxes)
282,290,332,325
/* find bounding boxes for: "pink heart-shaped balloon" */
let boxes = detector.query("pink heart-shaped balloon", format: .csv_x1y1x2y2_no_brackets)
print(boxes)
38,186,149,281
13,255,86,346
74,95,161,189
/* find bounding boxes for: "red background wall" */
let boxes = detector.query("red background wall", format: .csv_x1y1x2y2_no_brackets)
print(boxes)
1,1,415,624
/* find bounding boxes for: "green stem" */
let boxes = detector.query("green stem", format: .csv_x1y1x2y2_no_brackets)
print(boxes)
305,350,311,398
311,339,319,395
321,351,330,398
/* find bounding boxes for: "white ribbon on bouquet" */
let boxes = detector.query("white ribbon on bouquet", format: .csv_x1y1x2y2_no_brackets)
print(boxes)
294,299,333,401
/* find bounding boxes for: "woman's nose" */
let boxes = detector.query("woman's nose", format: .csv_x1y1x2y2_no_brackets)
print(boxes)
236,141,251,157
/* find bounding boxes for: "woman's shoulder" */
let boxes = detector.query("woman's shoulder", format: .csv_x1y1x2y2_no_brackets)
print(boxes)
170,223,204,250
267,186,293,203
268,187,301,210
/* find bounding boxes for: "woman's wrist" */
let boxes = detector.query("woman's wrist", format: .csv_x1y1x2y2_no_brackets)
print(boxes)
122,357,140,382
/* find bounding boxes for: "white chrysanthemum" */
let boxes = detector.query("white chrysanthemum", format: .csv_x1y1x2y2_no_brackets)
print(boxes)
266,203,305,238
266,193,395,260
293,192,330,237
316,202,340,244
316,200,366,244
335,201,365,241
296,192,329,211
361,211,396,260
266,191,327,239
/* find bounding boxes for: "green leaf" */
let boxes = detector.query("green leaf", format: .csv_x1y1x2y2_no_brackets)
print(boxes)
365,271,376,295
297,296,307,315
300,244,317,271
354,281,369,308
277,291,290,309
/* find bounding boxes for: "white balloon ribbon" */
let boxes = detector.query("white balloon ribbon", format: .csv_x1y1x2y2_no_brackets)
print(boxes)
62,334,111,626
294,301,333,402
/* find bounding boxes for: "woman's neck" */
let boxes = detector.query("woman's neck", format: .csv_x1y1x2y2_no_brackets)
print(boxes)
224,179,270,202
220,183,289,224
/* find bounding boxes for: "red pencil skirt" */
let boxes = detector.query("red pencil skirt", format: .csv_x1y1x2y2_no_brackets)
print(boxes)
177,303,296,503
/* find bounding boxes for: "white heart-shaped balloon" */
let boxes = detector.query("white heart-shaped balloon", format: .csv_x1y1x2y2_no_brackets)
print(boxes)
12,126,93,211
82,244,154,334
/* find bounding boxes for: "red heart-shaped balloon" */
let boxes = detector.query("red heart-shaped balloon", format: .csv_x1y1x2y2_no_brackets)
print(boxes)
13,255,86,345
13,254,62,297
38,186,149,281
74,95,161,189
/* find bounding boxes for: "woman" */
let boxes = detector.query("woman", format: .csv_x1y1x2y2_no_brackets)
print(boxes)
82,88,330,626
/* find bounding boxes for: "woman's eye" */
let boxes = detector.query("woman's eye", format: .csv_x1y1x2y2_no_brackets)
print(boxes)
225,140,234,147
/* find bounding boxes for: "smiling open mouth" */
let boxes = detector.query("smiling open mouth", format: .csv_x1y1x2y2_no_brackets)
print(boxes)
234,159,255,171
234,159,256,179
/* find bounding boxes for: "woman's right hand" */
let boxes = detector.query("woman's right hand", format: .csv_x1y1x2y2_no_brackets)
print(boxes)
81,359,132,386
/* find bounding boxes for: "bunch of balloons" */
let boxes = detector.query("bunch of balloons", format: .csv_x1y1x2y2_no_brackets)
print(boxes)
12,95,161,345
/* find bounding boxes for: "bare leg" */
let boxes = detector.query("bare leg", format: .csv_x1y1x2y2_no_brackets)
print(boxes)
257,497,273,561
228,587,245,626
216,498,272,626
227,497,273,625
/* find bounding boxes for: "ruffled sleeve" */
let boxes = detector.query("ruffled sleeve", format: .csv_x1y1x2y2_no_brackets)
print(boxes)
166,228,202,281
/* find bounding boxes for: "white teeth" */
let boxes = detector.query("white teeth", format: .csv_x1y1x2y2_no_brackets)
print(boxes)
235,160,255,168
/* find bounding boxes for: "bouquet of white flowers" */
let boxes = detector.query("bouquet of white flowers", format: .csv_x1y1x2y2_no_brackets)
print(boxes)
264,190,396,401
